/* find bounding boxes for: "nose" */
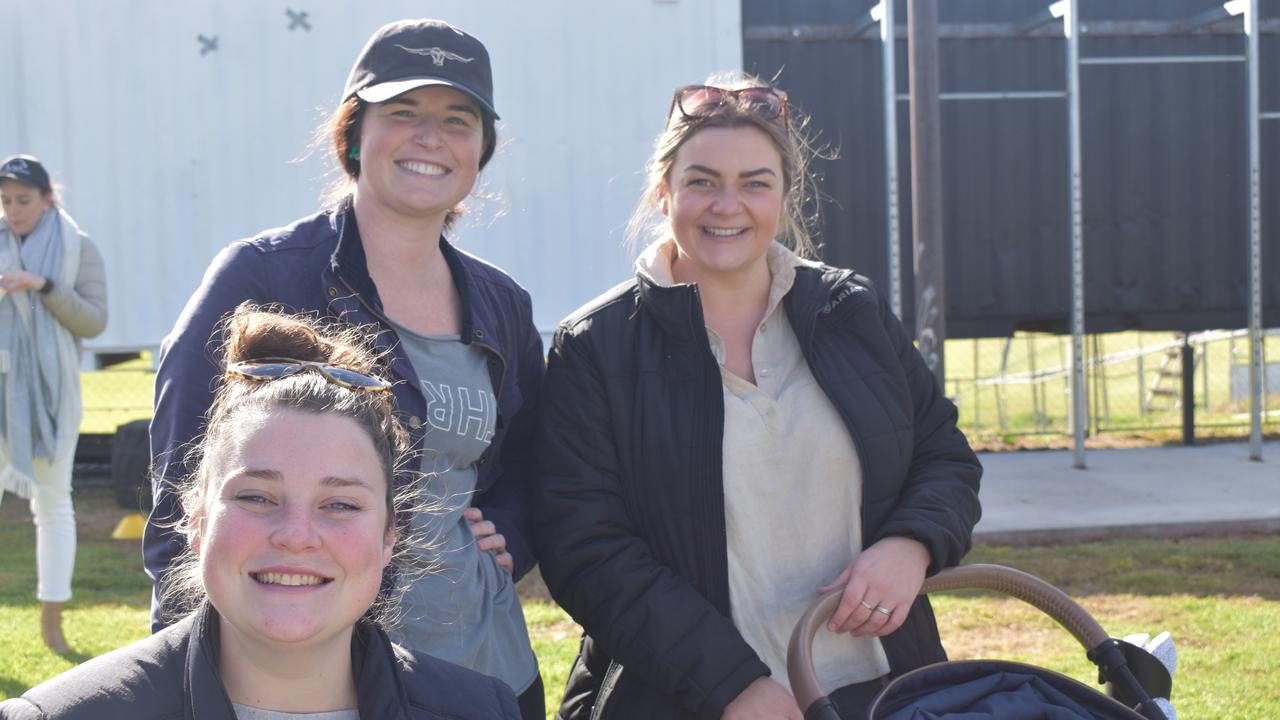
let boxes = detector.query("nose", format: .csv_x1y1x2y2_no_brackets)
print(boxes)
270,503,322,552
414,118,444,149
709,186,742,215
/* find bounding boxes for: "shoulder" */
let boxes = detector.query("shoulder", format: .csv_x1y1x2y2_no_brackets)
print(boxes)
446,242,534,308
792,262,881,315
392,645,520,719
557,277,640,336
235,209,339,256
8,620,192,720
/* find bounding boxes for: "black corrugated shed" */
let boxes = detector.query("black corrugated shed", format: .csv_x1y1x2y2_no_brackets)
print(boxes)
743,0,1279,337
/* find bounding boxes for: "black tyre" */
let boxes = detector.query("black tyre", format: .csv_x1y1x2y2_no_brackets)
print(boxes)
111,419,153,512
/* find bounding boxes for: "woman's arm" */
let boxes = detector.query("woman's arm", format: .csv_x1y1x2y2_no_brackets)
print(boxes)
825,284,982,638
40,235,108,339
145,242,268,631
872,295,983,571
471,305,543,580
535,326,769,717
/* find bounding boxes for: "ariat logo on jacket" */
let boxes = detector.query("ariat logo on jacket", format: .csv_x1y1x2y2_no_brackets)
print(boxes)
820,283,867,316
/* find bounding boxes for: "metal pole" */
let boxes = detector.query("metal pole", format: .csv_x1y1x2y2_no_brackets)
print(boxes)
1182,336,1196,446
882,0,903,318
1246,0,1263,460
1067,0,1086,468
908,0,946,384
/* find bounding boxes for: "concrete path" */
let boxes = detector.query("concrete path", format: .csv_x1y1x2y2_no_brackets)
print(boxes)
973,440,1280,544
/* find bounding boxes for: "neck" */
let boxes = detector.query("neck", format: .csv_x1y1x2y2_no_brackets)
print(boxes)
352,191,451,285
672,252,772,333
217,621,359,713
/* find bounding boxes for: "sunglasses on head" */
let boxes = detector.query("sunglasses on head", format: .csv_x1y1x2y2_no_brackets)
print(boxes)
668,85,789,126
225,358,393,393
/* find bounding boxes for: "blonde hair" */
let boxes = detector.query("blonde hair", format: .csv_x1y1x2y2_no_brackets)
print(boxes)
625,71,829,258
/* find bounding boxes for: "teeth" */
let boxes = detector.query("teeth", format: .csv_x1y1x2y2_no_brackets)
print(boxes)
399,160,446,176
705,227,744,237
255,572,326,587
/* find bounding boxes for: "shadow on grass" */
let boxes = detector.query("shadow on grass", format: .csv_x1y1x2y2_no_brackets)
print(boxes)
0,676,33,702
966,536,1280,601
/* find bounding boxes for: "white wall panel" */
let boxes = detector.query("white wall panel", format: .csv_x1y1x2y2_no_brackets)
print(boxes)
0,0,741,350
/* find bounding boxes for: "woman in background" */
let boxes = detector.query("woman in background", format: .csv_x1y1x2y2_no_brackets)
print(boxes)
146,19,544,717
0,154,108,654
0,305,519,719
534,76,982,719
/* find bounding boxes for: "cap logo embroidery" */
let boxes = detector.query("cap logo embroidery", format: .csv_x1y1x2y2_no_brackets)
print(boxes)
2,159,29,174
395,44,474,67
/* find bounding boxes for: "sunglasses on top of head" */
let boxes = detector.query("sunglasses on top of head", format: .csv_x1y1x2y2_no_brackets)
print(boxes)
667,85,789,126
224,357,393,393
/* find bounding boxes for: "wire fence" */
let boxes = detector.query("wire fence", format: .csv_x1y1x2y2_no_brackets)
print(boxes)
78,330,1280,446
947,328,1280,445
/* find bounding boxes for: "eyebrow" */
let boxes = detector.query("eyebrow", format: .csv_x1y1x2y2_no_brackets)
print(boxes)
684,164,777,179
383,97,481,118
237,469,375,490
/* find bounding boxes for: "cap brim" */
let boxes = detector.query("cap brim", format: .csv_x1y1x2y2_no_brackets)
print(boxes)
0,172,37,188
355,78,499,119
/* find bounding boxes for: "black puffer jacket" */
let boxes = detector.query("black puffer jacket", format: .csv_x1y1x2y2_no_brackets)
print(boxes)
0,604,521,720
534,264,982,720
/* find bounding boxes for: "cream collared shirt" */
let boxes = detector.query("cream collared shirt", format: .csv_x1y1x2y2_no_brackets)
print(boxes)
637,240,890,693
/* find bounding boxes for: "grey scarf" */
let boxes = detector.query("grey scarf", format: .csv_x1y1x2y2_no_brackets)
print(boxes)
0,207,83,498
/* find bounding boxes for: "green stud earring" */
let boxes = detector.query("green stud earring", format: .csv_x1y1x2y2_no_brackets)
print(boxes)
348,146,361,161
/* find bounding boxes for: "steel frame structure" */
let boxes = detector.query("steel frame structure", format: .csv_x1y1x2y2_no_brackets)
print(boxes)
777,1,1274,466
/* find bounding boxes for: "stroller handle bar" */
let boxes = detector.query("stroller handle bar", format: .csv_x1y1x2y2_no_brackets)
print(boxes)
787,563,1110,712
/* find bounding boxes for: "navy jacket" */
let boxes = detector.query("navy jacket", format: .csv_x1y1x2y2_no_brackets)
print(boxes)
534,264,983,719
145,203,543,629
0,604,521,720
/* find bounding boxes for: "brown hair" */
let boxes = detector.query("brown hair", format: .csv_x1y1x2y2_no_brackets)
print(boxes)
322,95,497,228
161,303,425,626
625,72,828,258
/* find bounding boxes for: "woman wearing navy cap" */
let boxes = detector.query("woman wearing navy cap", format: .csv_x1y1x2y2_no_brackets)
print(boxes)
146,20,544,717
0,154,108,654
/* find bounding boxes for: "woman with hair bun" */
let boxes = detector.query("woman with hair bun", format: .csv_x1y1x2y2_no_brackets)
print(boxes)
534,75,982,719
1,304,520,719
0,154,108,654
147,18,544,716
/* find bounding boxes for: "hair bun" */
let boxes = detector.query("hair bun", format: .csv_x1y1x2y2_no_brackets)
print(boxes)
219,301,377,372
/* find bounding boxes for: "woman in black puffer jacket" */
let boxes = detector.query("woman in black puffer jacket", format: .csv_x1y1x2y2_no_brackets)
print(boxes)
535,75,982,720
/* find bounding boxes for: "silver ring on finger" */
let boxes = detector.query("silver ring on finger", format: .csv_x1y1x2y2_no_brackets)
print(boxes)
874,606,893,616
859,600,875,611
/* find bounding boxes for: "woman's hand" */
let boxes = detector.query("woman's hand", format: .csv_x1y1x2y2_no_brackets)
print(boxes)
0,271,47,293
819,536,930,637
721,677,803,720
464,507,513,573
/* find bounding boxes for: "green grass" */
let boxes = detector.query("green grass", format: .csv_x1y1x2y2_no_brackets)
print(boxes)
0,488,151,699
80,353,155,434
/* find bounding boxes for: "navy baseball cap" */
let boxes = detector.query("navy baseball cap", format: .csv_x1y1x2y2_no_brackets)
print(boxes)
0,155,52,194
342,19,498,119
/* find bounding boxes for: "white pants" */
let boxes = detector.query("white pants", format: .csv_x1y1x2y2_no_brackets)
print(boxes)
28,438,78,603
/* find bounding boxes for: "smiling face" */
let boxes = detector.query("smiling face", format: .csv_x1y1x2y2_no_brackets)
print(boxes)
660,125,786,285
194,409,393,654
352,85,485,227
1,179,53,237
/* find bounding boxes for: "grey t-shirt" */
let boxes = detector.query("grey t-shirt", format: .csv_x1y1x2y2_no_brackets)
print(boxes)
233,705,358,720
384,320,538,694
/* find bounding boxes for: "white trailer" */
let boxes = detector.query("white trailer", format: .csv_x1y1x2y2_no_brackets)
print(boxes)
1,0,742,357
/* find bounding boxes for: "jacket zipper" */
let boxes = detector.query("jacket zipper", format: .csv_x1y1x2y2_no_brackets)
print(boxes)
801,295,873,548
590,661,624,720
